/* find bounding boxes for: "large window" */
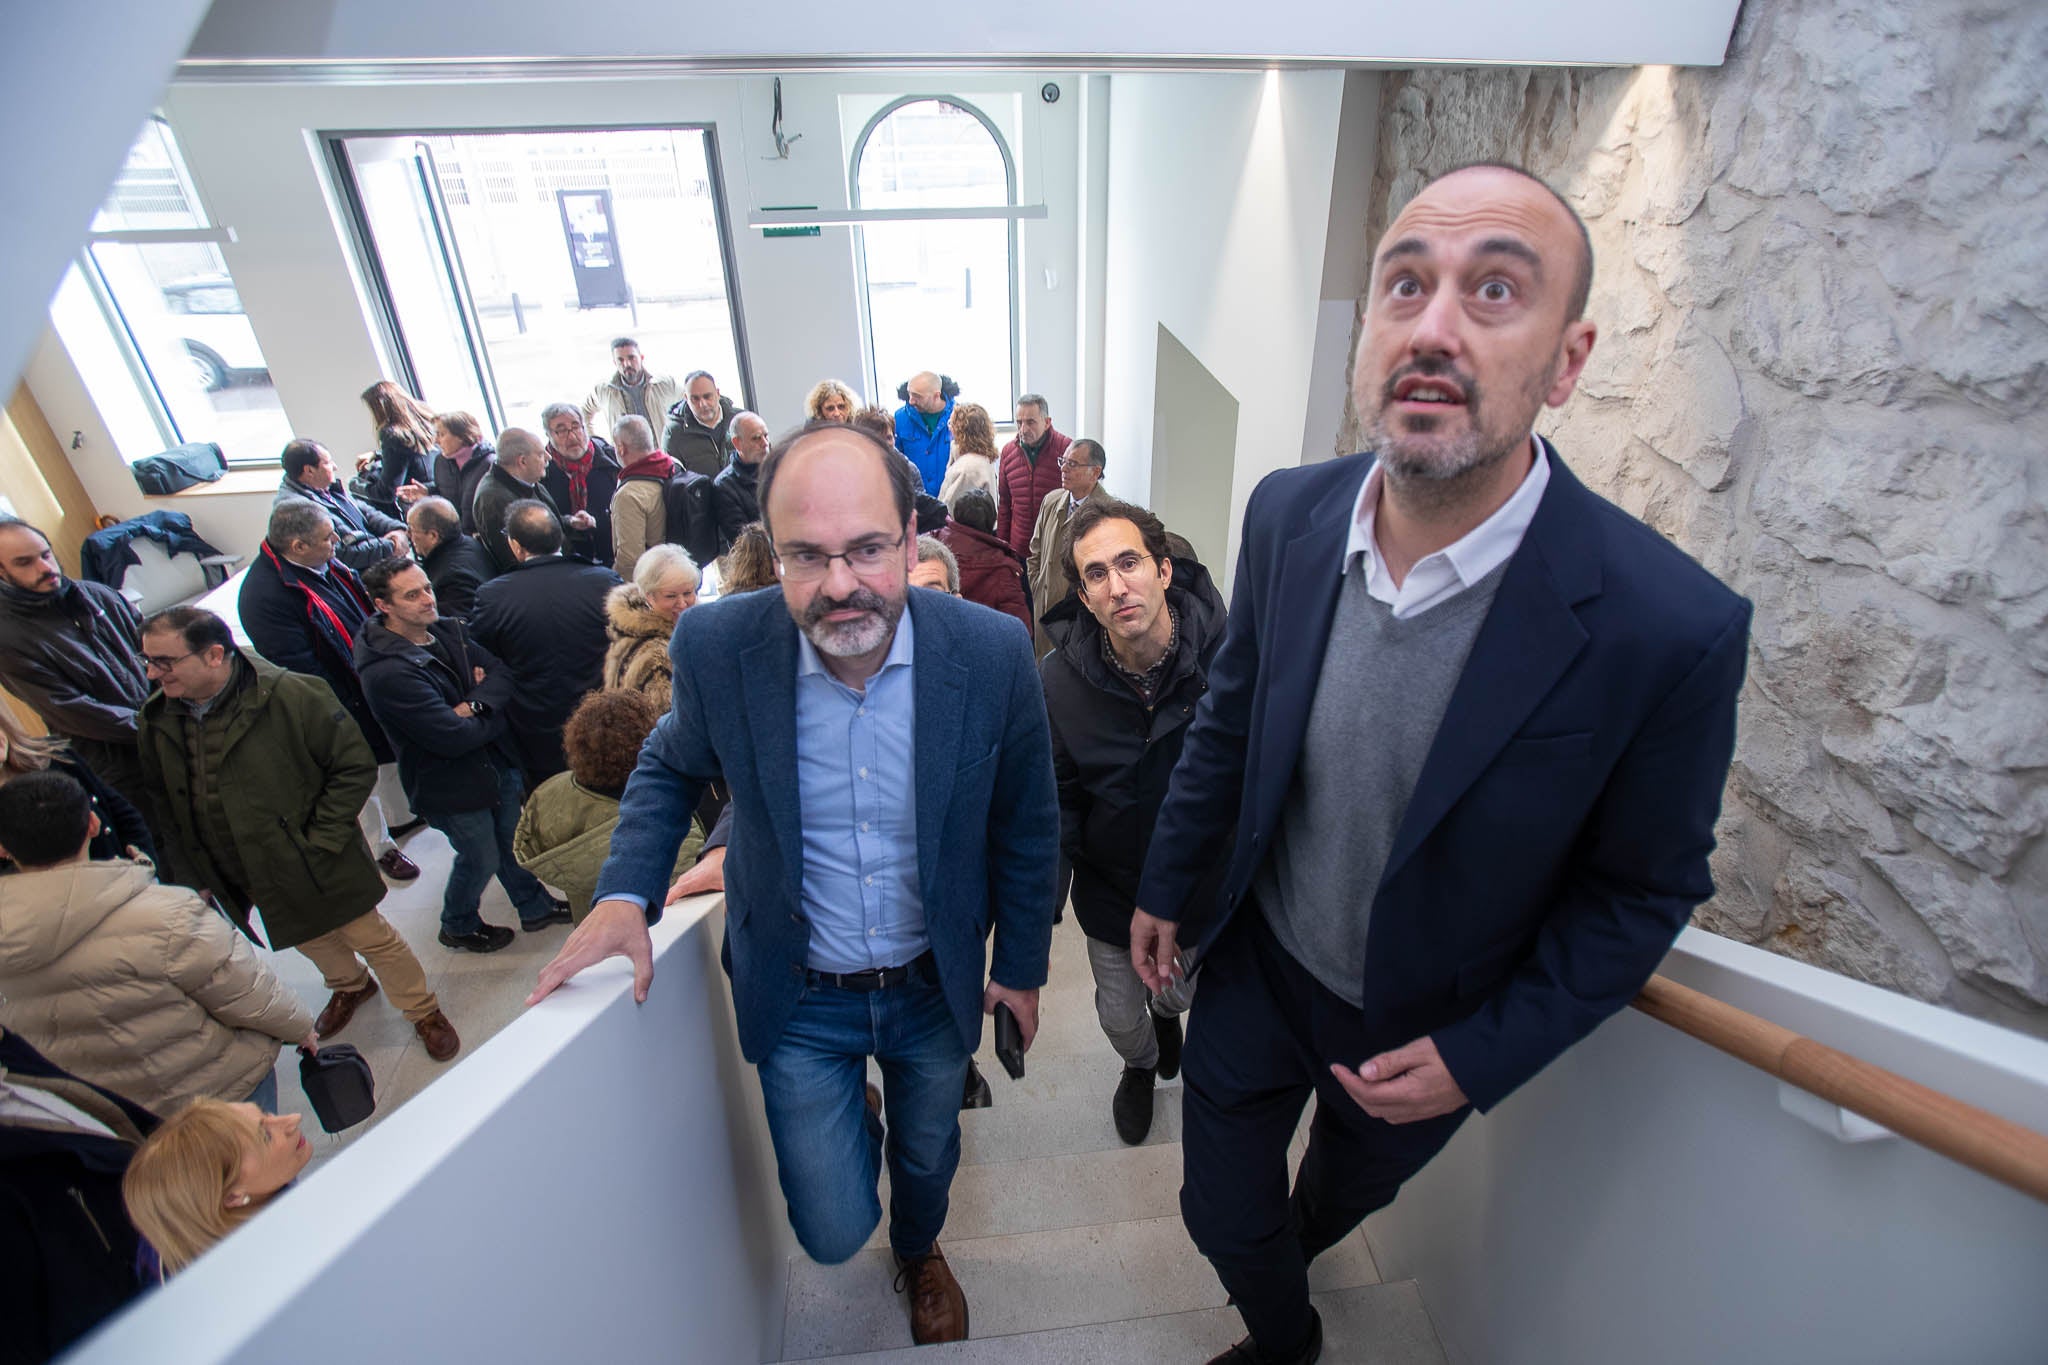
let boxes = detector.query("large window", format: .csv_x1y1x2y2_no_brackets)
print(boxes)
853,98,1017,416
336,128,749,432
82,118,293,467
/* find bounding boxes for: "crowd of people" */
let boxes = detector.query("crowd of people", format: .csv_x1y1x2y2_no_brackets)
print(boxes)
0,334,1184,1357
2,162,1751,1365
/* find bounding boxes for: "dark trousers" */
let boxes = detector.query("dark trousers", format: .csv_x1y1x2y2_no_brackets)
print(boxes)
1180,904,1469,1357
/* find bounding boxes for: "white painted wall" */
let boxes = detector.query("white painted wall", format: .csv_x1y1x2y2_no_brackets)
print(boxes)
68,898,797,1365
182,0,1745,67
1098,70,1347,585
26,68,1079,561
1367,929,2048,1365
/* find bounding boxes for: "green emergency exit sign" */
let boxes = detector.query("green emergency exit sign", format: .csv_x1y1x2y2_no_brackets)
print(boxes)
761,206,822,239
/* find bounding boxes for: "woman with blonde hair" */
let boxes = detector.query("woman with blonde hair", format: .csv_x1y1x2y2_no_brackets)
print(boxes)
716,521,778,596
601,543,700,713
0,702,153,863
123,1099,314,1277
804,378,860,423
356,380,437,516
938,401,1001,512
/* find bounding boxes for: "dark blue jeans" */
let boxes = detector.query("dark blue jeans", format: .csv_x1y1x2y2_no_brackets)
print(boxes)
427,765,556,935
754,961,971,1265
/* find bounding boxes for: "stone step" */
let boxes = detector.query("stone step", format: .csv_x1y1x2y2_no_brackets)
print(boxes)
865,1136,1187,1249
780,1211,1380,1361
955,1053,1185,1166
798,1279,1443,1364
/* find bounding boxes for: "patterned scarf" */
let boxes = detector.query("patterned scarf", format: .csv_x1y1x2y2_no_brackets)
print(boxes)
551,441,595,513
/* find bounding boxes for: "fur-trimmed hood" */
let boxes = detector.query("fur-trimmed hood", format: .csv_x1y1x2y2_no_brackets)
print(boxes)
605,583,674,644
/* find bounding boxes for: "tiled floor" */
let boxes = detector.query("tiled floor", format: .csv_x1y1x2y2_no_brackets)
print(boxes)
260,822,570,1172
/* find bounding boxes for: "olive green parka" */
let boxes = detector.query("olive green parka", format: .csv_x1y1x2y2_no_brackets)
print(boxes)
137,651,388,950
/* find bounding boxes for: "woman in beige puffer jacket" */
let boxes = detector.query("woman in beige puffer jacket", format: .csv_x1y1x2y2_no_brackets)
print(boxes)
0,860,314,1115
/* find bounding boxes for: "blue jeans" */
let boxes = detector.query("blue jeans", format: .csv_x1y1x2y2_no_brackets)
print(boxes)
247,1067,279,1115
428,765,556,935
755,962,971,1265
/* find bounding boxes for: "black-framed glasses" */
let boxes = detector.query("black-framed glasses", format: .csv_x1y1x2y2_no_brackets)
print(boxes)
141,651,197,673
775,536,906,583
1055,457,1100,471
1078,552,1158,590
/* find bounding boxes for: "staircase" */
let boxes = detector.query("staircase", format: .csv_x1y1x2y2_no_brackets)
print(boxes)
775,924,1450,1362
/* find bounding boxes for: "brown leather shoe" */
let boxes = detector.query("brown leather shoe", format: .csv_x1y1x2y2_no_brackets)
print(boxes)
892,1243,968,1344
377,848,421,881
314,977,379,1039
414,1009,461,1062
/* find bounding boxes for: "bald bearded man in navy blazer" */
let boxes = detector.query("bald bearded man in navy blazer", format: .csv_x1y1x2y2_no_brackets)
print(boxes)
1132,164,1752,1365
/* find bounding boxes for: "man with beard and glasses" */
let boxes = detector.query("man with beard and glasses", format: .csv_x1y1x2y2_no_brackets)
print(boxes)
531,421,1058,1348
1132,163,1752,1365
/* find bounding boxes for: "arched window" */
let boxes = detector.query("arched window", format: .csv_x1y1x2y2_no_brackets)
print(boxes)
852,97,1017,417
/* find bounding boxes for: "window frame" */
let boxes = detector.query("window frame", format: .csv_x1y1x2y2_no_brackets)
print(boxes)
849,95,1022,416
324,121,757,431
78,115,284,470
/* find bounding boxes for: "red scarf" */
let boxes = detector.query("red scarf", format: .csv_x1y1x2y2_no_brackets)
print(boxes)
551,441,596,512
620,451,676,481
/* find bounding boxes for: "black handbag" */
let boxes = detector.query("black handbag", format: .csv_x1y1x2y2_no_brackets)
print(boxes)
130,442,227,495
297,1043,377,1133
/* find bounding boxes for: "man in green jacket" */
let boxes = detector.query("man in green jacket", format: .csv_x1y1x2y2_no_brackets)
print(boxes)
135,606,461,1062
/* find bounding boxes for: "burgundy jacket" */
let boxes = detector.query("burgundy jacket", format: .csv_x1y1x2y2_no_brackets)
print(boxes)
994,428,1071,556
937,521,1033,638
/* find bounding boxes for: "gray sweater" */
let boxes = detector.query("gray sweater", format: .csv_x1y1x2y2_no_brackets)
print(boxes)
1255,559,1508,1006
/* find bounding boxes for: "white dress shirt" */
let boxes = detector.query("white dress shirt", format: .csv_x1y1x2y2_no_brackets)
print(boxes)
1345,434,1552,618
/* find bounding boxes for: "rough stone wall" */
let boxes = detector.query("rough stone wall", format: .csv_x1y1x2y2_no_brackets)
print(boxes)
1341,0,2048,1033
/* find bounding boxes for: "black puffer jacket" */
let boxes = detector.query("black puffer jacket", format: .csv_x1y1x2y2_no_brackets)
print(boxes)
0,578,148,745
355,615,518,815
1038,555,1231,947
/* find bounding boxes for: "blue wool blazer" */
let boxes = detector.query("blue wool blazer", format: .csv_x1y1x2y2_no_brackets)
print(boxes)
1136,443,1752,1112
596,585,1060,1063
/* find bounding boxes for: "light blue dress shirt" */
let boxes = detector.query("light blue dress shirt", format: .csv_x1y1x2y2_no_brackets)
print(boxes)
792,608,927,973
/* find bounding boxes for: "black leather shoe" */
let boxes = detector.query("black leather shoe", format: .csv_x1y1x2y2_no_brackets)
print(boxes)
520,902,572,932
961,1059,993,1110
1206,1308,1323,1364
1112,1065,1155,1145
389,816,429,838
1153,1010,1183,1081
438,924,515,953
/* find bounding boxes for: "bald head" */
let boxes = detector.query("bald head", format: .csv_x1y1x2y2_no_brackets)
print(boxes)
906,371,945,414
1388,163,1593,322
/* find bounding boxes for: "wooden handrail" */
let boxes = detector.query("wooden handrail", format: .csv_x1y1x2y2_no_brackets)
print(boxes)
1632,974,2048,1205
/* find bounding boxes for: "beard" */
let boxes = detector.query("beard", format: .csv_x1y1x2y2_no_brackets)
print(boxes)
797,584,903,659
1363,355,1555,497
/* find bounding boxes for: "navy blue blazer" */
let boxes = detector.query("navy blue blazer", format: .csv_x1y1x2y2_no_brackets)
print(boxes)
1137,444,1751,1112
596,586,1060,1063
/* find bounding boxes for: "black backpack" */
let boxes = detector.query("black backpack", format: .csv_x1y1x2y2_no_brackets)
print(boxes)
129,442,226,496
649,470,719,567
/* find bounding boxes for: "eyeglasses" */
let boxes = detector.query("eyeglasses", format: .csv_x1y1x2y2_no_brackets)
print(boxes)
142,651,197,673
1079,552,1158,590
775,536,906,583
1056,457,1100,471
